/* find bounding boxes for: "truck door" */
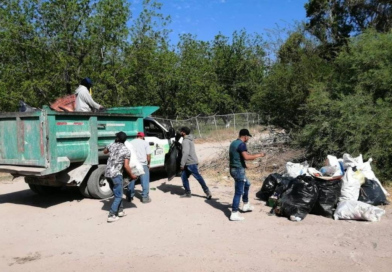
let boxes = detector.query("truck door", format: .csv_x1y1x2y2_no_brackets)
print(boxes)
143,119,170,168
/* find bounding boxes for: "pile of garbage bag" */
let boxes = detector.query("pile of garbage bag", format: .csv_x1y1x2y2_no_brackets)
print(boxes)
257,153,389,222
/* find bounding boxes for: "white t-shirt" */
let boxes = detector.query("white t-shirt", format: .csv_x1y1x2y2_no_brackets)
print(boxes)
131,138,152,165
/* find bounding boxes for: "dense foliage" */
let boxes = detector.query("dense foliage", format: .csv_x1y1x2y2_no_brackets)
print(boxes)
1,0,392,180
0,0,266,117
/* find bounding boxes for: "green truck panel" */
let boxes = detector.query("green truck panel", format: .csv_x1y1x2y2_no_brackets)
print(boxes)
0,106,158,176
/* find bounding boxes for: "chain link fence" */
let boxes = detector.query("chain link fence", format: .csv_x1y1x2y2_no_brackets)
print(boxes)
153,113,260,138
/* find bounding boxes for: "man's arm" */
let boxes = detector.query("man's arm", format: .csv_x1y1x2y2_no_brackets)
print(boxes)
82,91,102,110
145,142,152,168
147,154,151,168
124,159,137,180
241,151,265,160
180,140,190,170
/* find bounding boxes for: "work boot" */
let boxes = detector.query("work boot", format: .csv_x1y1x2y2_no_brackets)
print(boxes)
180,191,192,198
142,196,151,204
205,190,212,200
230,212,244,221
126,194,134,203
242,202,254,212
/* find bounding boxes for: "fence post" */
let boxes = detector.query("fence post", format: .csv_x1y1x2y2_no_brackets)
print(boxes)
233,113,236,132
195,117,202,138
247,112,249,129
214,116,217,131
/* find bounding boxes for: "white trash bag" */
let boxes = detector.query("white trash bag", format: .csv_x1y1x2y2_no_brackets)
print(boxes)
339,167,362,201
125,141,145,177
285,161,309,178
343,153,363,170
326,155,344,176
334,200,386,222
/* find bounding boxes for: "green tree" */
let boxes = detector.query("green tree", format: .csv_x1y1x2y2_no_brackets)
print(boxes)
305,0,392,55
299,30,392,179
0,0,130,111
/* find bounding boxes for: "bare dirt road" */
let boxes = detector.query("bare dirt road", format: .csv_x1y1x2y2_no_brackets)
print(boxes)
1,141,392,272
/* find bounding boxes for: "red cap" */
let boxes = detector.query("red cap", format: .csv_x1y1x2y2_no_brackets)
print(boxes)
136,132,145,137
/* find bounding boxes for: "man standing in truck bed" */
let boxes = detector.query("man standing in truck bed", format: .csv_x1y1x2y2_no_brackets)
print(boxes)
75,77,104,112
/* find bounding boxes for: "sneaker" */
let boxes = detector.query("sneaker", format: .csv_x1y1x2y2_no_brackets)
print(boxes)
205,190,212,200
126,195,134,203
242,202,254,212
118,211,126,217
180,192,191,198
230,212,244,221
142,197,151,204
107,215,119,223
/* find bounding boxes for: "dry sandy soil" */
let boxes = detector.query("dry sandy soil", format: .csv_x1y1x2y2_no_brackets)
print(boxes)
1,140,392,272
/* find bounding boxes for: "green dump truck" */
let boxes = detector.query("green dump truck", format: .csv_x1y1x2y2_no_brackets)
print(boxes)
0,106,177,199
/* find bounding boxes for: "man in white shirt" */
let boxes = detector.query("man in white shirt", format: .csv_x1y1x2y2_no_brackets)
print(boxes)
74,78,104,112
127,132,152,203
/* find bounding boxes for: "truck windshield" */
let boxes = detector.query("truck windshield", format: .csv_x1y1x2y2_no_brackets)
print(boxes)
144,120,165,139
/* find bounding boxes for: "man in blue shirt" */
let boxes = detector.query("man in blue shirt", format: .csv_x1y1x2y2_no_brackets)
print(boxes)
229,129,265,221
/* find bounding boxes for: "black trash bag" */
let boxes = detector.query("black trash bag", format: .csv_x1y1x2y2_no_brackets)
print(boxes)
256,173,283,201
358,179,388,206
164,141,182,181
19,101,37,112
277,175,319,221
273,177,295,196
311,178,342,218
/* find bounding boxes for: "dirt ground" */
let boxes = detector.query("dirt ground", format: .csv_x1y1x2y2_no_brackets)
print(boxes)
1,140,392,272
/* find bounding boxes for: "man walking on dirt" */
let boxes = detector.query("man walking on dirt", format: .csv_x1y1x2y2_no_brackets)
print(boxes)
126,132,152,204
104,132,137,223
180,127,212,199
229,129,265,221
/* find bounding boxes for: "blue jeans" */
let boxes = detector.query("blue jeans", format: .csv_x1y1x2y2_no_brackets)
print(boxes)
181,164,209,193
128,165,150,198
109,175,123,216
230,168,250,212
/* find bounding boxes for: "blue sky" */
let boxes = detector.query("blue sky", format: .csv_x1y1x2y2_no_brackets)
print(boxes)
129,0,309,44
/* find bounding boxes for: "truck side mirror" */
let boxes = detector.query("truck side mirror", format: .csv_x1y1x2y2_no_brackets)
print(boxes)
168,127,176,139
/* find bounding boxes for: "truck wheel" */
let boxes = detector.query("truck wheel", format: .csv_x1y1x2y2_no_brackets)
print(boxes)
28,184,62,195
78,179,91,198
28,184,40,194
87,165,113,199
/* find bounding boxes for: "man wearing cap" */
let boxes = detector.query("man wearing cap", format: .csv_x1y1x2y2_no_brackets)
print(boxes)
75,77,104,112
179,127,212,199
126,132,152,203
104,131,137,223
229,129,265,221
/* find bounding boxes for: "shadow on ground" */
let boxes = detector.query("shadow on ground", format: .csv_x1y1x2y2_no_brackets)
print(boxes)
204,198,232,220
157,182,232,220
0,187,84,209
157,182,185,196
100,197,137,212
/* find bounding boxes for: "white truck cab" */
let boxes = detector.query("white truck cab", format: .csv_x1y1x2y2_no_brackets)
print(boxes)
143,117,181,170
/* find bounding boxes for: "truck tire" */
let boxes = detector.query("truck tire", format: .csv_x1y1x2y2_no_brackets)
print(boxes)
28,184,62,195
87,165,113,199
78,179,91,198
